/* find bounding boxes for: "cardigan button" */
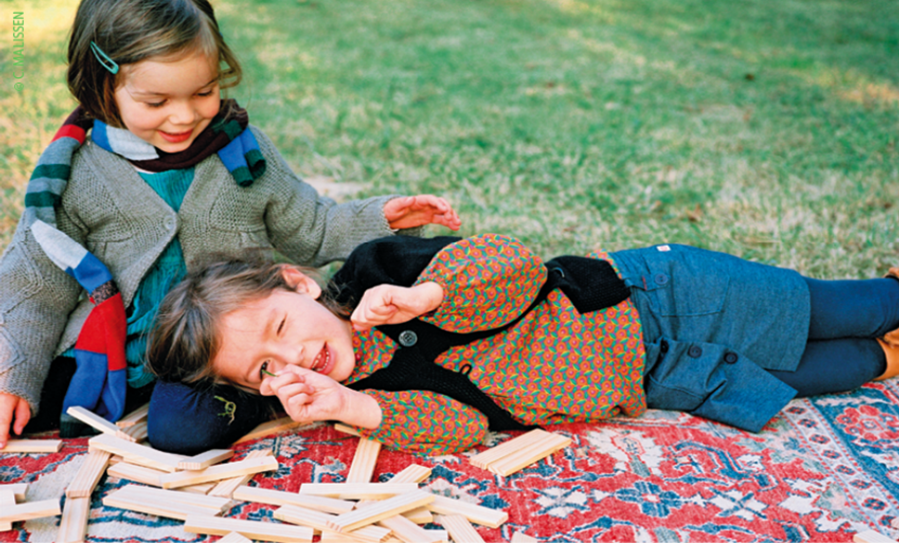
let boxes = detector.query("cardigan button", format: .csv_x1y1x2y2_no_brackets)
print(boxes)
398,330,417,347
654,273,669,286
724,351,739,364
687,345,703,358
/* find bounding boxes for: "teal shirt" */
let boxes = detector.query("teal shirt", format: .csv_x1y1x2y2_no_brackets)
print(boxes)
63,168,192,388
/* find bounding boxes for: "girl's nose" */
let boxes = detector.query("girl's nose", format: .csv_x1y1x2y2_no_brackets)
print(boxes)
169,101,198,126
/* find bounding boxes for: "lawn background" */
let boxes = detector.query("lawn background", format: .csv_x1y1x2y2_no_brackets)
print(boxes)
1,0,897,279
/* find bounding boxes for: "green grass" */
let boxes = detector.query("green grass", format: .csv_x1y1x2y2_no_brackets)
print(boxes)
1,0,897,278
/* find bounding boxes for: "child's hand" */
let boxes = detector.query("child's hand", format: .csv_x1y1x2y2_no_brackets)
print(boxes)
0,392,31,449
351,282,443,331
383,195,461,231
259,366,381,428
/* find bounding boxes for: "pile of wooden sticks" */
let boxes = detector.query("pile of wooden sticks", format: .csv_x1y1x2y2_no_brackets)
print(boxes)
0,405,573,542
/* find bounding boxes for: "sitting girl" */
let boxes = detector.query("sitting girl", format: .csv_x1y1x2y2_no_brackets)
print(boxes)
146,234,898,455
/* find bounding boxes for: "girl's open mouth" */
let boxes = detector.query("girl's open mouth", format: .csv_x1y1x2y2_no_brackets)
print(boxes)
310,344,333,375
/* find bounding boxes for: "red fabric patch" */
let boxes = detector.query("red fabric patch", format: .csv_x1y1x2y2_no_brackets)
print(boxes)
73,292,127,371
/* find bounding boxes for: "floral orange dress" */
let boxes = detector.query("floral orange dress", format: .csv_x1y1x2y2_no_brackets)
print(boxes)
345,234,646,455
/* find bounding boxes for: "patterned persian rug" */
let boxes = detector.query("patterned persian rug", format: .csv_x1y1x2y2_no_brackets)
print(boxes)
1,379,897,543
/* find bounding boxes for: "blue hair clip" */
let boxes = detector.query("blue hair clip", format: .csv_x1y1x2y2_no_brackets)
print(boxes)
90,41,119,74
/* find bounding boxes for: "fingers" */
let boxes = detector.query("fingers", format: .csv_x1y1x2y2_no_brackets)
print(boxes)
351,299,398,331
0,412,9,450
0,393,29,449
259,368,313,397
383,195,462,231
12,400,30,436
350,285,400,330
431,210,462,231
260,368,343,423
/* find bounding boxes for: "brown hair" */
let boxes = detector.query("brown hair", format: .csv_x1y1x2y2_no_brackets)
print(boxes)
67,0,242,126
146,252,342,384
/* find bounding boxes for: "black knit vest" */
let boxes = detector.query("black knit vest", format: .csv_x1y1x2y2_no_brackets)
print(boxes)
347,256,631,431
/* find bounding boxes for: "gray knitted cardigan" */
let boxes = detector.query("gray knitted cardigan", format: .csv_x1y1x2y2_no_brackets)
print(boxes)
0,126,416,414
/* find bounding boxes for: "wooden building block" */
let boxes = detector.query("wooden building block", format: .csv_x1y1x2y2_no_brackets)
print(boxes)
116,421,148,443
232,416,305,445
183,513,314,543
159,455,278,489
234,485,355,514
378,514,442,543
0,489,15,531
208,449,273,498
178,448,235,471
273,505,391,543
181,481,217,495
468,429,549,469
0,483,27,501
386,464,432,484
115,484,232,512
89,433,186,472
510,531,538,543
218,532,253,543
320,534,371,543
0,439,63,453
299,483,418,500
328,490,435,532
468,429,571,476
107,462,166,487
351,463,435,541
102,488,218,521
346,438,381,483
436,514,485,543
334,423,361,437
66,406,135,442
401,507,433,525
427,495,508,528
273,505,390,543
67,450,112,498
0,499,62,523
322,533,447,543
854,530,896,543
487,433,571,476
56,497,91,543
116,403,150,428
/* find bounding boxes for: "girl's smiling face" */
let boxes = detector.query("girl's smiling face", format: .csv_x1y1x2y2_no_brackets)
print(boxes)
210,275,357,390
114,47,221,153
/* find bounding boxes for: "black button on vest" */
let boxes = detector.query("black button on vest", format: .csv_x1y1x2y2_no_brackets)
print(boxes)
398,330,417,347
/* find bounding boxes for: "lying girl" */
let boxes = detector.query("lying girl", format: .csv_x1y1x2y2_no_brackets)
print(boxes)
146,234,898,455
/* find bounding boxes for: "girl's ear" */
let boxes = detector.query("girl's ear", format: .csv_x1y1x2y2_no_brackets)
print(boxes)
279,266,322,299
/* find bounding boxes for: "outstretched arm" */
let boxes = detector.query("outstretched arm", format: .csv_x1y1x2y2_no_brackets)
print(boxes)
350,282,443,331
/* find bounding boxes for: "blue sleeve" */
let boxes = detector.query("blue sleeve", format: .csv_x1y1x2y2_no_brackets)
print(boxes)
146,380,278,455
